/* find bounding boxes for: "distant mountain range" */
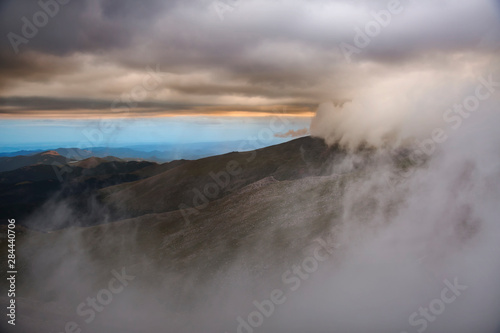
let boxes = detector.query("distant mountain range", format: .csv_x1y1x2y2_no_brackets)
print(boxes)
0,140,289,162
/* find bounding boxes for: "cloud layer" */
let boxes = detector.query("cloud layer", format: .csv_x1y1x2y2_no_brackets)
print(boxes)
0,0,499,117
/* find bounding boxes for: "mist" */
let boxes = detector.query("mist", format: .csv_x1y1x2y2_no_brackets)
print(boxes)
270,93,500,332
310,58,499,150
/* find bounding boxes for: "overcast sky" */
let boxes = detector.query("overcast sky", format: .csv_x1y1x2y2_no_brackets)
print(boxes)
0,0,499,145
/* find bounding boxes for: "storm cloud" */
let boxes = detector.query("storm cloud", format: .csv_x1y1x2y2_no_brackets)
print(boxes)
0,0,499,117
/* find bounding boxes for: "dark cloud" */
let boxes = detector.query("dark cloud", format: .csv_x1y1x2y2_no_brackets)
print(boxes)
0,96,192,111
0,0,499,116
0,0,170,55
0,96,314,117
0,50,81,89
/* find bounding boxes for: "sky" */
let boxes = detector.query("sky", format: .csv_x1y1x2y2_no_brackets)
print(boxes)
0,0,499,148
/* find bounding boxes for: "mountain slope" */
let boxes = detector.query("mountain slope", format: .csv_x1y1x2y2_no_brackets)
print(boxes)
71,156,124,168
0,151,69,172
0,160,156,223
100,136,337,217
9,174,345,313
